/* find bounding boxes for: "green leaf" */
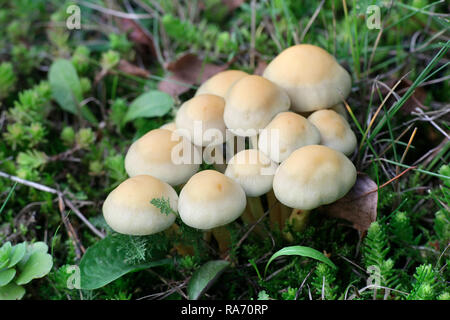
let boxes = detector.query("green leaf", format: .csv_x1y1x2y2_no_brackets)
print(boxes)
187,260,230,300
124,90,173,123
48,59,97,124
17,241,49,270
7,242,26,268
0,282,25,300
0,242,12,269
79,233,172,290
264,246,337,276
15,251,53,285
0,268,16,286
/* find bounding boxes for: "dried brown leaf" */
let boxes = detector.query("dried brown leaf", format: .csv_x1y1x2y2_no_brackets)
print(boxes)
254,60,268,76
158,53,228,97
118,18,157,57
318,174,378,234
118,59,150,78
383,78,427,114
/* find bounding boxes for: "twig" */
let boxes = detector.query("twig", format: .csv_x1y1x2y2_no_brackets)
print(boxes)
77,0,154,19
58,195,85,259
299,0,325,43
295,267,315,300
0,171,106,239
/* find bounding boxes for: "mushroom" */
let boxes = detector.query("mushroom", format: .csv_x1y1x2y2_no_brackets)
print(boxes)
272,145,357,239
258,111,321,163
102,175,178,235
263,44,351,113
257,111,320,230
175,94,227,147
195,70,248,98
307,109,357,156
223,75,290,147
225,149,278,235
175,93,229,172
178,170,246,253
124,128,201,186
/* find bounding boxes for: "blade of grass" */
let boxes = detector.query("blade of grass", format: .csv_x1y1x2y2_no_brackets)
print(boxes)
368,40,449,144
0,182,17,215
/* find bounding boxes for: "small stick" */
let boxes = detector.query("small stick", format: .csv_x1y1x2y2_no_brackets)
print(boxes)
0,171,106,239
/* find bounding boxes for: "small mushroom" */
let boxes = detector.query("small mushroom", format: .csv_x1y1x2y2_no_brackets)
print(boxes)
307,109,357,156
258,111,321,163
273,145,356,210
175,94,227,147
223,75,290,143
273,145,356,239
178,170,246,229
124,128,201,186
178,170,246,254
102,175,178,235
263,44,351,113
225,149,278,234
195,70,248,98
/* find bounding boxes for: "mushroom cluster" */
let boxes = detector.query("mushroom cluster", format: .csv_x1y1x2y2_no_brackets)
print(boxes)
102,44,358,250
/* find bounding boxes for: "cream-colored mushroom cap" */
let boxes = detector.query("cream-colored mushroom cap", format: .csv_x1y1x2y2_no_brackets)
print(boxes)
103,175,178,235
195,70,248,98
125,129,201,186
175,94,226,147
178,170,246,230
160,121,177,131
223,75,290,136
225,149,278,197
263,44,351,112
273,145,356,210
308,109,357,156
258,112,321,163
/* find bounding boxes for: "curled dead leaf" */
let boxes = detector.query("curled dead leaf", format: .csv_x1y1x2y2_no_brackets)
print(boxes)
118,59,150,78
318,173,378,235
254,60,268,76
382,78,427,114
118,18,157,58
158,53,228,97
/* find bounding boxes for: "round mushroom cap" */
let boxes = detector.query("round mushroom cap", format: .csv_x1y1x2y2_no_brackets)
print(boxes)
263,44,351,112
178,170,246,230
273,145,357,210
225,149,278,197
258,112,321,163
160,121,177,131
175,94,226,147
103,175,178,235
195,70,248,98
223,75,290,137
307,109,357,156
125,129,201,186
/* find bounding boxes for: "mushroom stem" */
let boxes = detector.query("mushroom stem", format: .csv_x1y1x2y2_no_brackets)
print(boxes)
248,196,264,219
267,190,291,231
211,226,232,256
283,209,311,242
241,197,266,237
166,224,195,256
248,135,258,149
